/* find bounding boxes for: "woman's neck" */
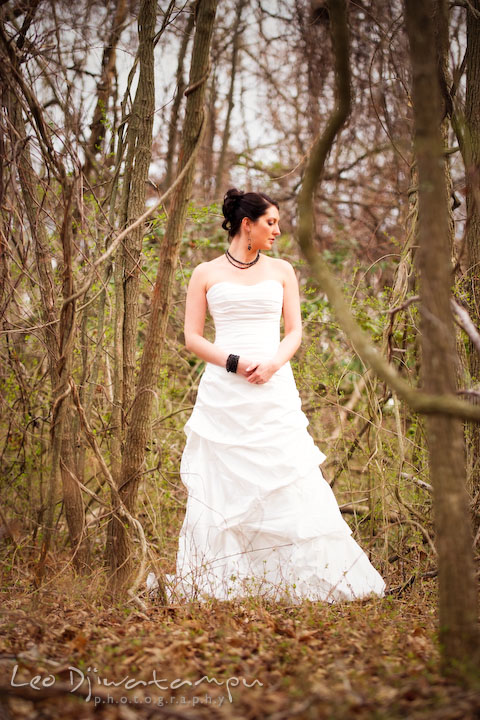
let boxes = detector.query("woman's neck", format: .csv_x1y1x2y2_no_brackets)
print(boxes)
228,237,259,264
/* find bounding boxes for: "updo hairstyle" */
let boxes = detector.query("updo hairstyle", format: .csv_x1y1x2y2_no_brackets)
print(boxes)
222,188,279,238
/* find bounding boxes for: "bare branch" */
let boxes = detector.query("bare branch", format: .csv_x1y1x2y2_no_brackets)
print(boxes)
451,298,480,356
61,137,204,308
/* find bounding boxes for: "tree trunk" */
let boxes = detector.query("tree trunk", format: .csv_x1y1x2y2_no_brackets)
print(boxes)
83,0,128,180
107,0,218,597
464,0,480,527
105,0,156,579
202,61,217,199
164,5,195,192
214,0,245,196
57,183,91,573
404,0,479,677
119,0,156,424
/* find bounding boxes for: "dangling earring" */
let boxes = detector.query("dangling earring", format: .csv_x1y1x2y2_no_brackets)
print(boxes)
247,231,252,251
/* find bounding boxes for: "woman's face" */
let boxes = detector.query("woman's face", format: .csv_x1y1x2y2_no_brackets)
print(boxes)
249,205,281,250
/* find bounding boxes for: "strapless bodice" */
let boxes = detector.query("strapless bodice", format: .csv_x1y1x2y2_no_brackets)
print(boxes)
206,279,283,356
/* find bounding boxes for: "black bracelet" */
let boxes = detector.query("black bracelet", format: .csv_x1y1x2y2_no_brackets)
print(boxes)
226,354,240,373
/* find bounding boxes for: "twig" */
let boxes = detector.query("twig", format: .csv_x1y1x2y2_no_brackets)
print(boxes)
339,501,401,522
457,389,480,399
387,295,420,315
330,418,370,488
401,472,433,492
61,135,204,307
451,298,480,356
451,0,480,20
387,569,438,596
329,372,369,442
69,378,148,596
474,523,480,549
184,59,211,96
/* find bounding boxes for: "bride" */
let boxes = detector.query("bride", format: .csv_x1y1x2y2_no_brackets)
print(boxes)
166,188,386,603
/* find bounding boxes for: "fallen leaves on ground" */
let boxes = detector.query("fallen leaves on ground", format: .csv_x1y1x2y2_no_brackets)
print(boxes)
1,569,479,720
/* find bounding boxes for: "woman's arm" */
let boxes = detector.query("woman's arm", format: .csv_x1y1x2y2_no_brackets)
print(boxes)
184,263,228,367
245,261,302,383
184,264,254,376
273,260,302,367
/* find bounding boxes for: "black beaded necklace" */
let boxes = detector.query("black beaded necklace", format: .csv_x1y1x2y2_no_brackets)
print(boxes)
225,248,260,269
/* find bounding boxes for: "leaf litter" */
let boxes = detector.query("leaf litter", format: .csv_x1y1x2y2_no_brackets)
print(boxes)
0,569,479,720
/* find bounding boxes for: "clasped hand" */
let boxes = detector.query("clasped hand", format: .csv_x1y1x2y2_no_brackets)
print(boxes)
237,356,278,384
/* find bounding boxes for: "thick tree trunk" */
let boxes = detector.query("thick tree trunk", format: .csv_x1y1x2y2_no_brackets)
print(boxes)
105,0,156,580
404,0,479,677
57,184,90,573
464,0,480,525
119,0,156,423
108,0,218,597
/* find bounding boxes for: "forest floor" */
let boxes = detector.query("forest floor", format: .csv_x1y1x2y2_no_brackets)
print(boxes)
1,564,480,720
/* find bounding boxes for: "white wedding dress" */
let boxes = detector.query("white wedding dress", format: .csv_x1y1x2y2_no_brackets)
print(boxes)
165,279,385,603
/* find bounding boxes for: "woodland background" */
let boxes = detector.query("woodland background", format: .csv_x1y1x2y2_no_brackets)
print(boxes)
1,0,480,718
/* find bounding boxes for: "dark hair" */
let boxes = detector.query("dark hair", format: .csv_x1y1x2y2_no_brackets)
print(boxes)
221,188,279,238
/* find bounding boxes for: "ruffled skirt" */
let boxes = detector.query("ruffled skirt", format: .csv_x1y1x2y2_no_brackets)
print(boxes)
165,361,385,604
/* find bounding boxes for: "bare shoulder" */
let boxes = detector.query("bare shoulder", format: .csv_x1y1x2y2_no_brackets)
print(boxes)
192,256,225,275
266,256,294,270
266,256,297,283
186,262,209,295
188,256,226,291
189,259,216,281
191,260,214,274
206,255,228,269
